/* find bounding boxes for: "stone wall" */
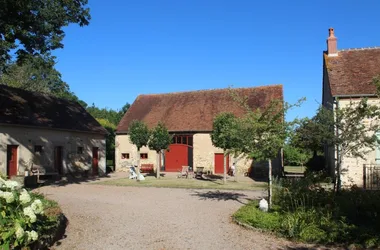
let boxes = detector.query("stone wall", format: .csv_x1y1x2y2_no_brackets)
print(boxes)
0,125,106,176
115,135,158,170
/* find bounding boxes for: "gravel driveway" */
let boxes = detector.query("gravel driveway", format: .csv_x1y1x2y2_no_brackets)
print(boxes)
36,183,309,250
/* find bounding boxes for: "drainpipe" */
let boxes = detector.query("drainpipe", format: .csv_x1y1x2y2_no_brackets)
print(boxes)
333,96,340,191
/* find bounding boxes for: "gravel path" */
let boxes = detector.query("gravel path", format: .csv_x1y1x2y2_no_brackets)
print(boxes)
36,183,312,250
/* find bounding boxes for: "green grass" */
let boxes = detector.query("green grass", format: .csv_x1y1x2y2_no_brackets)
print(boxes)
97,175,266,191
233,201,281,231
284,166,306,174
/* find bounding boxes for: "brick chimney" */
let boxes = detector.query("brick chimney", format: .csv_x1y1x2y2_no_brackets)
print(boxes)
327,27,338,57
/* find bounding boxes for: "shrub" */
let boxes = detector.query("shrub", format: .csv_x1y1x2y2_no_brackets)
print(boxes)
0,177,60,249
235,174,380,248
233,201,280,232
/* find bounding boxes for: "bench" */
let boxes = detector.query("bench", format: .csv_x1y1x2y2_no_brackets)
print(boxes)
140,164,154,173
29,164,59,183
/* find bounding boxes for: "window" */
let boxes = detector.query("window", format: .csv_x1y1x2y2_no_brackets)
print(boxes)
121,153,129,159
77,147,84,154
176,136,181,144
171,135,193,146
34,145,43,153
140,153,148,159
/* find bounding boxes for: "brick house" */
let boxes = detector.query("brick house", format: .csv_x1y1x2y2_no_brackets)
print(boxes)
0,85,108,178
322,28,380,188
115,85,284,175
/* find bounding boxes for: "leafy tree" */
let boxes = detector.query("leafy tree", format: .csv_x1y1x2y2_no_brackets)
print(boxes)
316,100,380,192
0,56,87,107
128,120,150,178
0,0,90,71
292,110,334,157
148,123,171,179
211,113,240,184
121,103,131,114
96,118,116,165
235,101,288,207
229,89,303,207
283,143,311,167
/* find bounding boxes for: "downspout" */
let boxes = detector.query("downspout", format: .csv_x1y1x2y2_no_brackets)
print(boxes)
333,96,340,191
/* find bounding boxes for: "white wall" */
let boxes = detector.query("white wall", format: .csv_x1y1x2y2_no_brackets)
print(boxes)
0,125,106,176
336,98,380,187
115,134,158,170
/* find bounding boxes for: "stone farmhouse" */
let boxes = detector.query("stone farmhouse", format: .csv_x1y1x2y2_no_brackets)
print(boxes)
322,28,380,188
115,85,283,175
0,85,107,179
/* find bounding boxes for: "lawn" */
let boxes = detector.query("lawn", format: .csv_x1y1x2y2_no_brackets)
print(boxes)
97,174,266,191
284,166,305,174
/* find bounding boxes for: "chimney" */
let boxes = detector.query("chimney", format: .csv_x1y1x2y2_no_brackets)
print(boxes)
327,27,338,57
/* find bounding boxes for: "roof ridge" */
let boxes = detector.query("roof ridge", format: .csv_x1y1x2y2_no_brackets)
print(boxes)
138,84,283,97
339,46,380,52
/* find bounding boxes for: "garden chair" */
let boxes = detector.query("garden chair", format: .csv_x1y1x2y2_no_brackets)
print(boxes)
129,166,137,179
194,167,204,179
177,166,189,178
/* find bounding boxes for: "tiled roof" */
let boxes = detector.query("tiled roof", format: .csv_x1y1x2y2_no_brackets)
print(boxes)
116,85,283,133
324,47,380,96
0,85,107,134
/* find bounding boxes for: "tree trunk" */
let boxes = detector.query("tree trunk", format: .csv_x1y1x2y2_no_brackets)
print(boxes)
156,151,160,179
336,158,342,193
223,151,227,184
268,159,272,209
136,148,141,181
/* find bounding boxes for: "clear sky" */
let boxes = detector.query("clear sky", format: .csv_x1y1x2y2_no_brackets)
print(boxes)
54,0,380,121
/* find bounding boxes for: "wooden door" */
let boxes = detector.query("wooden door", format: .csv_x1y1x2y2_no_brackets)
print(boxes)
54,146,63,174
165,144,188,172
214,153,229,174
7,145,18,177
92,147,99,175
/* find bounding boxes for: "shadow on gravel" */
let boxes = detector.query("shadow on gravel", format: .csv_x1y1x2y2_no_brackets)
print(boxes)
191,190,253,205
26,173,112,190
283,247,332,250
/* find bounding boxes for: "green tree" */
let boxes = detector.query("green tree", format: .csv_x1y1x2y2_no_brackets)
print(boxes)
96,118,116,166
128,120,150,178
235,101,287,207
121,103,131,114
283,143,311,167
148,123,171,179
211,113,240,184
316,100,380,192
0,0,90,71
0,56,87,107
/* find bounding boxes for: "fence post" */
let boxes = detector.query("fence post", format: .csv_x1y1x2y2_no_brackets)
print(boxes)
363,164,366,190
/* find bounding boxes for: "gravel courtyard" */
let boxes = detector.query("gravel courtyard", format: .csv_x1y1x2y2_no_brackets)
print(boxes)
36,182,312,250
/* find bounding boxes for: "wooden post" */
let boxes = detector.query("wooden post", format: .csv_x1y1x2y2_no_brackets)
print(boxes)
268,159,272,209
223,151,227,184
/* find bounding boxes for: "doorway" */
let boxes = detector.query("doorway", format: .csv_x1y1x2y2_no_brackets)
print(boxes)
54,146,63,174
92,147,99,175
7,145,18,177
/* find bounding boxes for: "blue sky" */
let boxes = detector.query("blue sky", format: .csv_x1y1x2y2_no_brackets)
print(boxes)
54,0,380,121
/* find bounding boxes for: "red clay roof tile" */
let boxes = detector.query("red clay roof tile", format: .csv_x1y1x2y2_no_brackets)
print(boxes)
116,85,283,133
325,47,380,96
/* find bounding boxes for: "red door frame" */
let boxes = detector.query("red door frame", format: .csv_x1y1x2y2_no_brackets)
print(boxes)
7,145,18,177
92,147,99,175
214,153,229,174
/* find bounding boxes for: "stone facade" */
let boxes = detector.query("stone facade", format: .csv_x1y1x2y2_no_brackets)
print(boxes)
115,134,158,170
334,98,380,187
116,133,265,175
0,125,106,176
